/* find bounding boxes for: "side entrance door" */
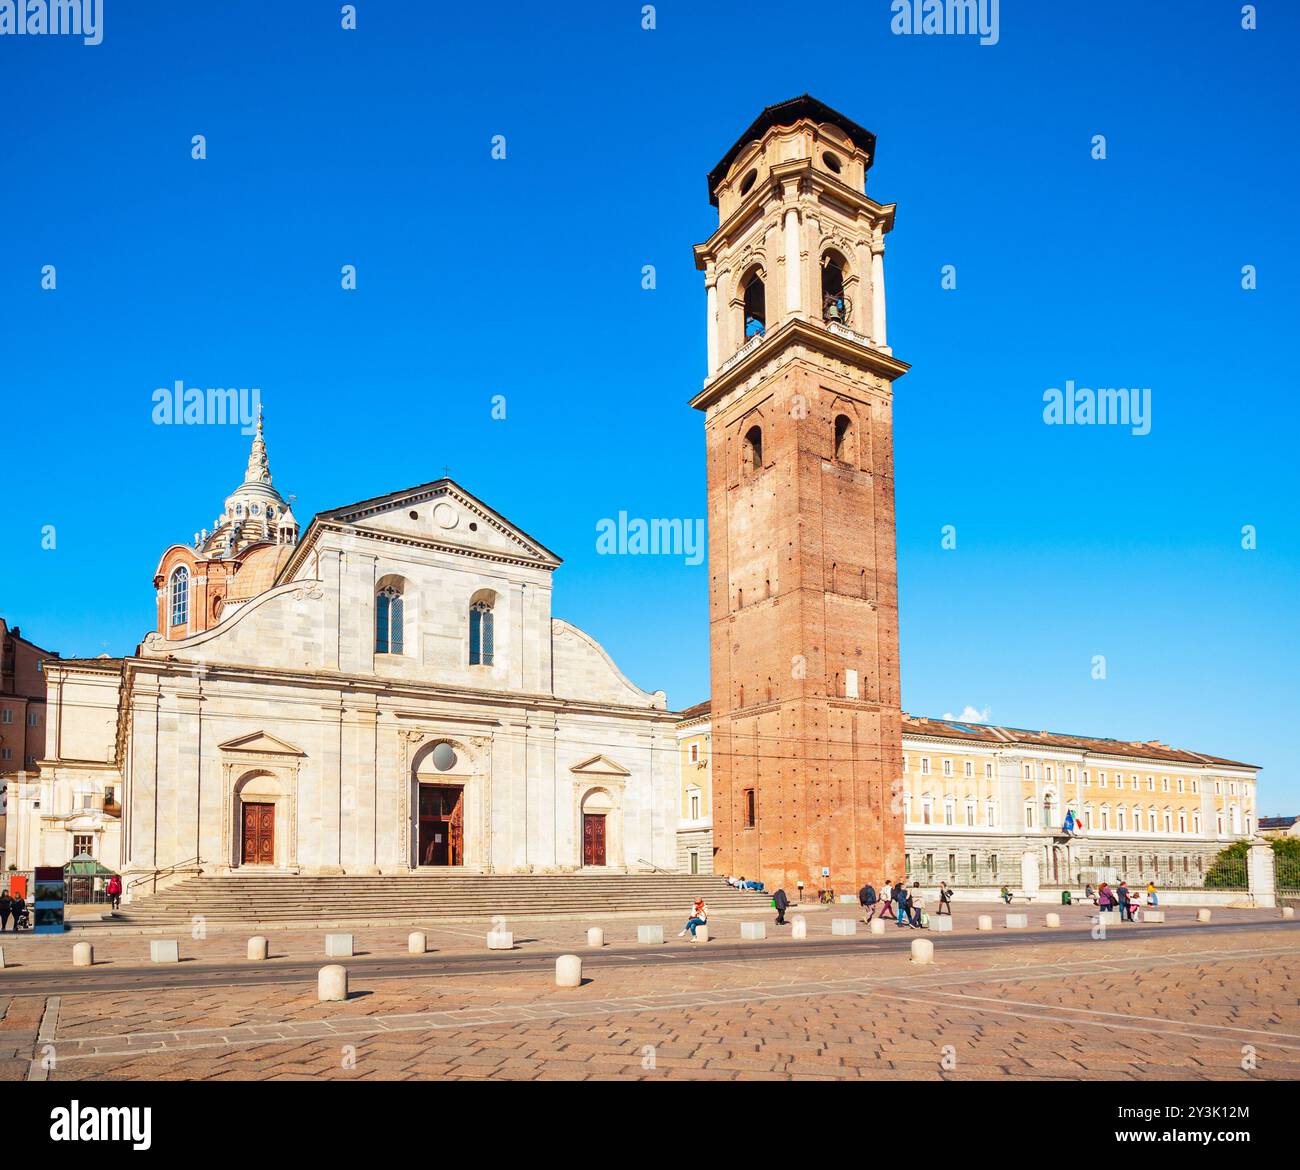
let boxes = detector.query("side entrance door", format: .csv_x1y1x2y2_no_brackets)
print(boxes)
241,802,275,865
583,813,606,867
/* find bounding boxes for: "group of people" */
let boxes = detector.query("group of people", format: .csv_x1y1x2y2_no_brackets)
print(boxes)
1089,880,1157,922
0,890,29,932
723,875,766,892
856,879,952,929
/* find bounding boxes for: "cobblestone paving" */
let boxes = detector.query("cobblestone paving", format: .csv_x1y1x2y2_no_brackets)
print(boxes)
0,914,1294,1082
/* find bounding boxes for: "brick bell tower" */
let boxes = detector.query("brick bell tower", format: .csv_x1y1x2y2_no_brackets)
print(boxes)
693,96,909,895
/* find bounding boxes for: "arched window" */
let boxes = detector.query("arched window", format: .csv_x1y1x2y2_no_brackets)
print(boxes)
469,600,494,666
834,413,856,464
169,567,189,627
742,424,763,474
821,252,847,322
375,585,404,655
743,272,766,337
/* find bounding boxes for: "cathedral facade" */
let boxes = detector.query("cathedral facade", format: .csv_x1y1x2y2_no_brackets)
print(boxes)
16,418,681,879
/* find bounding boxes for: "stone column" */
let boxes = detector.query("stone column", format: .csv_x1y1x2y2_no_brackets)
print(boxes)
871,240,887,348
783,206,801,319
1247,838,1276,908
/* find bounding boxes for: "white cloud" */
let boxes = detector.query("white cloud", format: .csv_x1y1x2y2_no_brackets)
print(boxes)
942,705,990,724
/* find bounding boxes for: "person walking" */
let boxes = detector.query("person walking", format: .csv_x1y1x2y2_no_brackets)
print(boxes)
773,887,790,926
937,881,953,916
0,890,11,933
859,880,878,923
106,873,123,911
908,881,925,928
896,881,910,927
1118,881,1135,922
677,898,709,941
878,880,893,921
1146,880,1158,909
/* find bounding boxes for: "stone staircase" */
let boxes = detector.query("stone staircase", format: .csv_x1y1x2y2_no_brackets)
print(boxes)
112,873,769,927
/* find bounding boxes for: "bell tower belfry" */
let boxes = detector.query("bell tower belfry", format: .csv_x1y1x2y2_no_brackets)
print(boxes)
692,96,909,893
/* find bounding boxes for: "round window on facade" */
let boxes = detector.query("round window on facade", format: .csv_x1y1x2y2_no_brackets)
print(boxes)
739,168,758,195
823,151,842,174
432,742,457,772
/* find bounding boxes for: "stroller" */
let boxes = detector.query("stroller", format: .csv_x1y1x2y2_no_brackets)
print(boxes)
11,902,31,931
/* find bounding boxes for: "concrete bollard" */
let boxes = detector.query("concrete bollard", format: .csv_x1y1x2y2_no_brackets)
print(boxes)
1197,908,1212,923
831,918,857,936
487,929,514,950
150,939,180,964
1005,913,1028,929
247,936,269,961
318,964,348,1002
740,921,767,941
408,932,427,955
910,938,934,964
694,924,709,943
1045,913,1061,929
1142,910,1165,924
869,917,887,936
586,927,604,947
977,915,993,931
932,916,953,932
555,954,582,988
1283,907,1295,919
73,942,93,967
0,946,5,969
325,933,353,958
1098,910,1120,926
790,916,807,939
636,924,664,945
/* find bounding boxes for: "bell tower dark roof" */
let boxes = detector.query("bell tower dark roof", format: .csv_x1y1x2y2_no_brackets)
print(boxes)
706,94,877,206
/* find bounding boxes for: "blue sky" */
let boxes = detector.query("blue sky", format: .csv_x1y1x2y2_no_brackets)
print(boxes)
1,2,1296,807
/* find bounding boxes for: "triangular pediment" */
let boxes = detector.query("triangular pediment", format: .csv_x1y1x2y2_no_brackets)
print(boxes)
570,754,631,777
218,731,306,756
312,478,561,568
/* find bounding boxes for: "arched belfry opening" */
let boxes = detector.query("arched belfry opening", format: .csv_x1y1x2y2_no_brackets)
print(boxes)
821,252,848,322
742,271,766,338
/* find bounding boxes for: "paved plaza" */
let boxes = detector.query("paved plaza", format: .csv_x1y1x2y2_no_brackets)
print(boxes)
1,902,1296,1082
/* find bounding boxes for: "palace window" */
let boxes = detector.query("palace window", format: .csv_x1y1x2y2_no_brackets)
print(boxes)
922,797,933,825
986,800,996,828
943,799,954,826
920,757,931,776
0,709,9,724
689,743,699,764
169,566,189,627
469,600,494,666
964,761,973,778
690,792,700,820
375,586,405,655
72,833,93,857
965,800,976,825
985,762,993,778
942,759,953,777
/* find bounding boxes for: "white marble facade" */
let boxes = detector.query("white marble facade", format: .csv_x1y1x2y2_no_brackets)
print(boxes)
28,480,681,880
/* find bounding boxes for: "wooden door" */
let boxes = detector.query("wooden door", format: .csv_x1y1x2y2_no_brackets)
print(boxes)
241,802,275,865
583,814,606,867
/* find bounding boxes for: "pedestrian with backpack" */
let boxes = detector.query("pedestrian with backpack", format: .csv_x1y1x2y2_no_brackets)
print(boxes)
859,880,878,923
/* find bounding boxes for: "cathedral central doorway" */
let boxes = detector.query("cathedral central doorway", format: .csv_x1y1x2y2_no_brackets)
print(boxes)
241,802,275,865
418,784,464,866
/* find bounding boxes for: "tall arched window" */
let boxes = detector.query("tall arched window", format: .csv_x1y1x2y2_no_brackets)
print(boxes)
821,252,847,322
834,413,856,464
742,424,762,474
469,600,494,666
743,272,766,337
375,585,404,655
169,567,189,627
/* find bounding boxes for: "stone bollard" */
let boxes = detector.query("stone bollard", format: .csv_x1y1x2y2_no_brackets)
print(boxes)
932,916,953,933
325,933,353,958
0,946,5,969
910,938,934,964
408,932,427,955
487,929,514,950
740,921,766,941
587,927,604,947
1005,913,1028,929
1045,913,1061,929
247,936,269,961
694,924,709,943
869,917,887,936
636,924,664,945
1283,907,1295,920
150,939,180,963
1197,908,1212,923
1142,910,1165,924
1098,910,1120,926
73,942,93,967
318,964,348,1003
555,954,582,988
831,918,857,936
791,917,808,940
977,915,993,931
